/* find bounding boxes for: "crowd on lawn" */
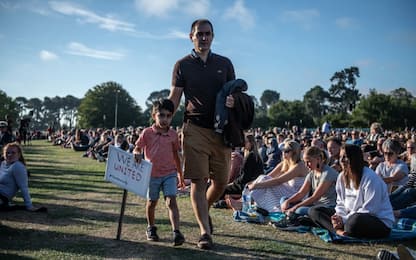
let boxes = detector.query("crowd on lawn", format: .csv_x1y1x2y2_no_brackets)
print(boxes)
47,121,416,227
2,117,416,257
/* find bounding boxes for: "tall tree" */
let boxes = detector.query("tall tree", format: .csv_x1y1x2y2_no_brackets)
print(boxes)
77,81,143,128
268,100,314,128
260,90,280,110
328,66,361,113
0,90,19,127
303,85,329,126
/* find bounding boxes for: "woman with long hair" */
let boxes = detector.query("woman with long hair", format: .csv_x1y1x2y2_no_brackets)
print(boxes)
247,140,308,212
0,142,38,211
280,146,338,216
309,144,394,238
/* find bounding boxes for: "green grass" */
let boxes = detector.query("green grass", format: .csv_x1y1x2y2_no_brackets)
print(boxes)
1,140,415,259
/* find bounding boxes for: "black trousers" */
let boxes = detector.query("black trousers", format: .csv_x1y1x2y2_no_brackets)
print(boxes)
308,205,391,239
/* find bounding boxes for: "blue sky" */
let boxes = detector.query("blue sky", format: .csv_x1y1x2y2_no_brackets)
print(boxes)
1,0,415,109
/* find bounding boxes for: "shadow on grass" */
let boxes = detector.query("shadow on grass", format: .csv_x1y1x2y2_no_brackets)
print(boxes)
1,202,199,230
0,225,262,260
219,233,374,259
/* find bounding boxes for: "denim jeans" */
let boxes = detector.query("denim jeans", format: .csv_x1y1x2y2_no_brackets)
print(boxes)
398,205,416,219
280,196,310,216
390,186,416,210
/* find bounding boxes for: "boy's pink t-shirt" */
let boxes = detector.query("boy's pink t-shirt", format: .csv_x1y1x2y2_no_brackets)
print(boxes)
135,125,180,178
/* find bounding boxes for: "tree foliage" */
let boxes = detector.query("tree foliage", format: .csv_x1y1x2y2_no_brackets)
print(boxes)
328,66,360,113
303,85,330,126
0,90,19,125
268,100,314,128
77,81,143,128
260,90,280,110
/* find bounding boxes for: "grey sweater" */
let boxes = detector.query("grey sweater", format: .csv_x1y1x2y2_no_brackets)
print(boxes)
0,160,32,208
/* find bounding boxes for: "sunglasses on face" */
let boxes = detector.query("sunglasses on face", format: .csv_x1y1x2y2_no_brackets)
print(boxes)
383,151,394,156
283,149,292,153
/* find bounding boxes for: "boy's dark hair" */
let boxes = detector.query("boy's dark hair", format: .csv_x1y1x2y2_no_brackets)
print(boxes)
152,99,174,114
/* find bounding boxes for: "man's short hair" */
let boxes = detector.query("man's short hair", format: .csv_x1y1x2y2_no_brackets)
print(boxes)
190,19,214,34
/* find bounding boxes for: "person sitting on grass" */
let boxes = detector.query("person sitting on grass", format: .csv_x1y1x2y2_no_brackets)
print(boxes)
309,144,394,239
376,138,409,193
275,146,338,229
133,99,185,246
247,140,308,213
0,142,45,212
213,134,264,209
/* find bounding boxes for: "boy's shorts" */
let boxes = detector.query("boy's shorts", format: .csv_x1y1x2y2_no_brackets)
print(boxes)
147,172,177,201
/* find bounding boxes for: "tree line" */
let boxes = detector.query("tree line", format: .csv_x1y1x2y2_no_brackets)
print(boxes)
1,66,415,131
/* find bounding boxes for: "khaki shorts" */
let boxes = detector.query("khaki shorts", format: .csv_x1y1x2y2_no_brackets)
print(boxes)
182,122,231,185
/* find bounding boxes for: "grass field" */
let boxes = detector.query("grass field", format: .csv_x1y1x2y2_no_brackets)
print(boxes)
1,140,415,259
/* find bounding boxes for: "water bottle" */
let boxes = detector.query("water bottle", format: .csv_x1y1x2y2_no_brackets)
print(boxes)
242,187,251,213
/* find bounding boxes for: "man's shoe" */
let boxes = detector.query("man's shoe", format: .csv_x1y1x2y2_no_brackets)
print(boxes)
197,233,213,250
146,226,159,241
173,230,185,246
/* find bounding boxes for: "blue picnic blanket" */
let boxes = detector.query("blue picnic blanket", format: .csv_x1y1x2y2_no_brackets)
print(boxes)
234,211,416,243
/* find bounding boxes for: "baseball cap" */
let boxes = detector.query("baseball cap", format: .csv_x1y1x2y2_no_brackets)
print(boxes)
0,121,8,127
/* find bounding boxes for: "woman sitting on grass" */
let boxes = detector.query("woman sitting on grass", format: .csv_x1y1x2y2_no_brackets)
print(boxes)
0,142,42,211
276,146,338,228
309,144,394,239
247,140,308,213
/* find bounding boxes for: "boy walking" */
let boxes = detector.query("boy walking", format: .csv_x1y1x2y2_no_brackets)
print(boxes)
134,99,185,246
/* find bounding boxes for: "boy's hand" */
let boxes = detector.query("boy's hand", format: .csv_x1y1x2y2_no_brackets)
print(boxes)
133,153,142,164
177,172,185,189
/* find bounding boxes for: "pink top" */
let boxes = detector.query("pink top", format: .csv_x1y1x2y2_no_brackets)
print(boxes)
135,125,180,178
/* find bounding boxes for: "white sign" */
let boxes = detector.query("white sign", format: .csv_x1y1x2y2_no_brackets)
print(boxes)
104,145,152,199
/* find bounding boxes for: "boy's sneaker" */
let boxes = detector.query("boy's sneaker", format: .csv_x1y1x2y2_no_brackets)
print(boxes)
173,230,185,246
146,226,159,241
197,233,213,250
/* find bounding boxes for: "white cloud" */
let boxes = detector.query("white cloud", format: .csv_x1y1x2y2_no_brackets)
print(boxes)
166,30,189,39
135,0,209,17
49,1,135,32
183,0,210,17
224,0,255,29
66,42,124,60
281,9,320,29
40,50,58,61
335,17,357,29
134,0,178,17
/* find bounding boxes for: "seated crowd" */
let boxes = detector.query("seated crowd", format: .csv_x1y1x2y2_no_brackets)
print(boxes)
47,122,416,240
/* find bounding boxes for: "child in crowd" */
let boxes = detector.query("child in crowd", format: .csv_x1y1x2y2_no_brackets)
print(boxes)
133,99,185,246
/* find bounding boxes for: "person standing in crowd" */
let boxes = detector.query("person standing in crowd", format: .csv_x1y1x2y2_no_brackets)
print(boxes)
133,99,185,246
168,19,235,249
309,144,394,239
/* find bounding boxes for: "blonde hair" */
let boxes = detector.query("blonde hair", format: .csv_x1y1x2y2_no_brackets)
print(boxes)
281,140,301,172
